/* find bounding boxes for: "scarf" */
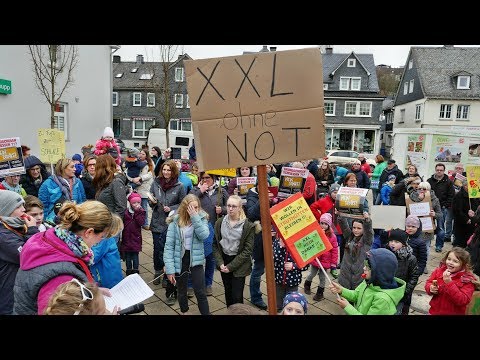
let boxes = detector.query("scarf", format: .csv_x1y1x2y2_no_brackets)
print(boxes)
54,226,94,265
81,169,93,182
1,180,23,194
395,244,413,260
52,175,73,200
0,216,27,234
159,176,178,192
207,182,219,197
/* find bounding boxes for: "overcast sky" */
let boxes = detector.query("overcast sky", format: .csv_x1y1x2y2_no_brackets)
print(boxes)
114,45,461,68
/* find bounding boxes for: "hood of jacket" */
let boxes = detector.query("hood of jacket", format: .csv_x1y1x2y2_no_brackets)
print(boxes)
367,248,398,289
24,155,46,170
19,228,85,271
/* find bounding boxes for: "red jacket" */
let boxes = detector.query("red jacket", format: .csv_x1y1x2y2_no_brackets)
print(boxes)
309,195,342,235
310,231,338,269
303,173,317,204
425,264,476,315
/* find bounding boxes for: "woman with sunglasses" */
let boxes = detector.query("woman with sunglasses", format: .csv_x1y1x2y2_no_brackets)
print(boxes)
213,195,255,307
13,200,123,315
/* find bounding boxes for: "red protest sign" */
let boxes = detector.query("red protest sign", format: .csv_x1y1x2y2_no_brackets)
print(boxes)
270,192,331,267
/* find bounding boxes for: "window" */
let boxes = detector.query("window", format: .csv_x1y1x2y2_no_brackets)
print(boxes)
354,130,375,153
112,92,118,106
133,92,141,106
409,79,414,93
344,101,372,117
147,93,155,107
347,59,356,67
169,119,192,131
340,77,361,91
131,68,138,73
456,105,470,120
175,137,190,146
175,67,184,82
408,60,413,69
186,94,190,108
115,73,123,78
457,76,470,89
54,102,68,140
403,82,408,95
323,84,328,90
140,73,153,80
439,104,453,119
324,100,336,116
133,118,154,138
174,94,183,108
399,109,405,123
415,104,421,120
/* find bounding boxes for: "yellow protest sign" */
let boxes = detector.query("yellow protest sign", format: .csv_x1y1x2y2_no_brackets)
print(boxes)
38,128,66,164
205,168,237,177
466,165,480,198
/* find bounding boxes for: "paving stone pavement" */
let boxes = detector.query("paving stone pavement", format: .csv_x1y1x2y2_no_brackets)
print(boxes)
123,224,452,315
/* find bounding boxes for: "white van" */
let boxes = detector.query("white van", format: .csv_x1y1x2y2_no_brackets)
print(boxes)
147,128,194,160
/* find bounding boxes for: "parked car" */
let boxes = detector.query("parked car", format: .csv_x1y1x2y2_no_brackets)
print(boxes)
324,150,359,166
115,139,126,154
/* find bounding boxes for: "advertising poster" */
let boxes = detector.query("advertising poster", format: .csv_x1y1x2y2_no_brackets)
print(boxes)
432,135,464,163
0,137,25,177
466,165,480,198
467,140,480,165
278,166,308,199
270,192,331,268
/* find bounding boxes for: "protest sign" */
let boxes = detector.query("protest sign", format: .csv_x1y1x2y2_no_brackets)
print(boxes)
270,192,331,268
185,48,325,170
205,168,237,177
0,137,25,177
405,192,435,233
466,165,480,198
335,187,368,218
38,128,66,165
277,166,308,199
237,176,256,197
370,205,406,230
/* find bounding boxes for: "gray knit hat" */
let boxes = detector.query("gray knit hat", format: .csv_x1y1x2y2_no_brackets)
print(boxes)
329,183,341,194
0,191,25,217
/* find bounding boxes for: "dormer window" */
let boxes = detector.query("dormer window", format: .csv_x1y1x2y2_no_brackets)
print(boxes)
115,73,123,78
140,73,153,80
131,68,138,73
457,76,470,89
347,59,356,67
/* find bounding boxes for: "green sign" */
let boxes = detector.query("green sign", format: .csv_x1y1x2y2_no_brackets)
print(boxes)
0,79,12,94
294,231,326,261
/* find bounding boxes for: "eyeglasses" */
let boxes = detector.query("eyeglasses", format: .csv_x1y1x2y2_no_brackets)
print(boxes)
71,278,94,315
227,204,238,209
87,163,96,167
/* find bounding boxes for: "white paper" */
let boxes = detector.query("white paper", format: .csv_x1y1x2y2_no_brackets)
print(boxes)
419,216,434,231
370,205,406,230
408,202,431,217
104,273,154,312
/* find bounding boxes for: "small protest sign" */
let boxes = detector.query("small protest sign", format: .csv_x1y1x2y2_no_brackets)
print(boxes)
0,137,25,177
335,187,368,218
277,166,308,199
38,128,66,165
466,165,480,198
205,168,237,177
405,192,435,233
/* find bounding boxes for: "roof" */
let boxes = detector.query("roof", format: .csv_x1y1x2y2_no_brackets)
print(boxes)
322,52,379,91
411,46,480,98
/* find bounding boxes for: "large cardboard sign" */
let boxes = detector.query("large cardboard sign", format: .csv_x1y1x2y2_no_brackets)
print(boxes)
466,165,480,198
38,128,66,165
405,192,435,233
277,166,308,199
184,48,325,170
370,205,406,230
335,187,368,218
0,137,25,177
270,192,331,268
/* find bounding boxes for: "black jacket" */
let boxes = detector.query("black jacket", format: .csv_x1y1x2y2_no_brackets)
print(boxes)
427,174,455,208
379,165,404,187
20,156,50,197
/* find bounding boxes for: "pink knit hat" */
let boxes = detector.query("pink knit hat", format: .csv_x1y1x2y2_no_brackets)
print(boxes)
320,213,333,228
128,192,142,204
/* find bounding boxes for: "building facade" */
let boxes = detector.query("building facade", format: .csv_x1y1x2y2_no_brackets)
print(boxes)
0,45,115,158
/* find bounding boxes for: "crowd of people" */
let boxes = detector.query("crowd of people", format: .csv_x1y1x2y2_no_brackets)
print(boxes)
1,131,479,316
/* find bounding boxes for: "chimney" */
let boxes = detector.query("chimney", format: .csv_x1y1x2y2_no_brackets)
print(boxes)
136,54,144,64
112,55,121,63
269,46,277,52
325,46,333,54
177,54,183,60
260,45,269,52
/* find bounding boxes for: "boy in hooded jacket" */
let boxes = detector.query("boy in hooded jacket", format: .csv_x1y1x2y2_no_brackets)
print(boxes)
328,248,406,315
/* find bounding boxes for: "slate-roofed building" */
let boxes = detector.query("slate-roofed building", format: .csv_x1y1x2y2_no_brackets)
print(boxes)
322,46,385,155
394,45,480,130
112,53,192,149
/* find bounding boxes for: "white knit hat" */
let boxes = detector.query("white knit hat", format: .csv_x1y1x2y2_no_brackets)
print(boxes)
0,190,25,217
103,126,114,138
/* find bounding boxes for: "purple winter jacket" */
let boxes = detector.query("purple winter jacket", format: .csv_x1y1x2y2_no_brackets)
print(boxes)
120,208,146,252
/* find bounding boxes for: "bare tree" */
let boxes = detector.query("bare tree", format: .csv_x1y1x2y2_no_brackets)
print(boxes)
145,45,185,148
28,45,79,129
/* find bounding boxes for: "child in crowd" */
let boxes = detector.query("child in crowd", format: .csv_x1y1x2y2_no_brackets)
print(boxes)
404,215,427,276
124,148,147,190
24,195,54,231
94,126,121,166
72,154,84,178
425,247,476,315
120,192,146,276
304,213,339,300
186,162,199,186
379,174,396,205
43,278,117,315
281,291,308,315
329,248,406,315
386,229,419,315
273,237,309,313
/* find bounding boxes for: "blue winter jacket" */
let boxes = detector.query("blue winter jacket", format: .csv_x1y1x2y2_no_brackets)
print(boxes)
164,212,210,275
90,237,123,289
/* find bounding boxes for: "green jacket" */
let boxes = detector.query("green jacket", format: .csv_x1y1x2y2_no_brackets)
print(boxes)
371,161,387,181
341,277,406,315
